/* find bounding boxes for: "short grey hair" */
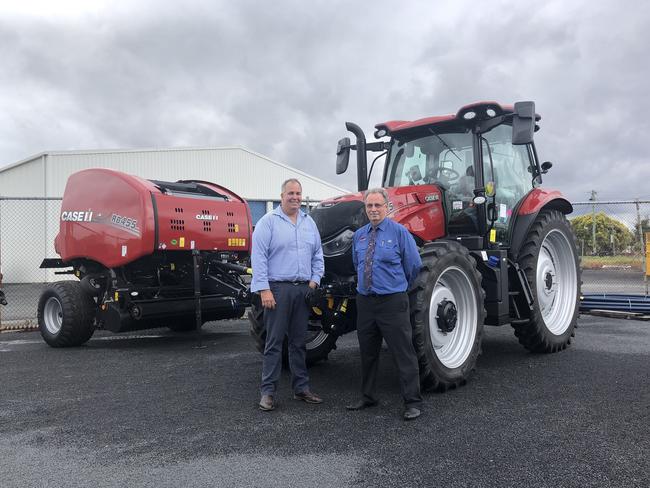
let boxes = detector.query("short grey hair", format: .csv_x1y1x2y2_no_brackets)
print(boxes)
363,187,389,204
281,178,302,193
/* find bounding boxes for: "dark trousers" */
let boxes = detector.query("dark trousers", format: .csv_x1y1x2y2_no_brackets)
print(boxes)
260,282,310,396
356,292,422,407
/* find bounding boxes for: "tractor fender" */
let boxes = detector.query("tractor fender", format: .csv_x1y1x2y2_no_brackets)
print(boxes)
509,189,573,261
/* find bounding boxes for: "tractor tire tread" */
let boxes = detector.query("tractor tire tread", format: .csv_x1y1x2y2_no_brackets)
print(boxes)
409,241,486,392
512,209,580,353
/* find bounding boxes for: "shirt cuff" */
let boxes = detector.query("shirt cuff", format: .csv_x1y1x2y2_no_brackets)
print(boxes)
310,275,321,285
251,281,270,293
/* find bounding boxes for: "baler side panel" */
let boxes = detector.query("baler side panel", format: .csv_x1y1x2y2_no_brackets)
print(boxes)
154,194,251,254
55,169,156,268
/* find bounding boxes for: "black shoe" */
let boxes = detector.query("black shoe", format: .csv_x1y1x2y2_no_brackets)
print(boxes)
259,395,275,411
346,399,379,411
403,407,421,421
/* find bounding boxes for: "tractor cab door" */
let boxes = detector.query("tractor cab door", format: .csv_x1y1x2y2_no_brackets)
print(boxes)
481,123,537,245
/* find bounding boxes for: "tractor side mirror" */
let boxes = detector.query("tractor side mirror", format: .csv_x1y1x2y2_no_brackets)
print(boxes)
336,137,351,175
512,101,535,145
541,161,552,174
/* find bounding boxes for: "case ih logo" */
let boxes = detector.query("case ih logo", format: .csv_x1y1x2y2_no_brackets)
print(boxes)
196,214,218,221
61,210,93,222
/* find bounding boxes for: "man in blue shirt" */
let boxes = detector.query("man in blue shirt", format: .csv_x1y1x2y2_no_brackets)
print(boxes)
346,188,423,420
251,179,325,411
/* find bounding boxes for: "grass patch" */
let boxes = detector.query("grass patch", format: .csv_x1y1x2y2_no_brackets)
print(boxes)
581,255,644,270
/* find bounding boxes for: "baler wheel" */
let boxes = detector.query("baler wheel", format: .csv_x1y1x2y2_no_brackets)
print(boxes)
410,241,485,392
513,209,580,352
248,301,337,366
38,281,96,347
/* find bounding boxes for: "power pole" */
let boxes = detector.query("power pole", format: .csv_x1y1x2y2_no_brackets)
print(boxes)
589,190,597,255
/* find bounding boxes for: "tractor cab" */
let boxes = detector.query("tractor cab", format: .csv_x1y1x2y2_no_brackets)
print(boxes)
336,101,543,249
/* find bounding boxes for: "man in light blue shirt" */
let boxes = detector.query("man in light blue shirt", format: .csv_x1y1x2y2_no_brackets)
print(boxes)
251,179,324,411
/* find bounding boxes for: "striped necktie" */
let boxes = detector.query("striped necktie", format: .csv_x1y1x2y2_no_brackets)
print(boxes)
363,227,377,291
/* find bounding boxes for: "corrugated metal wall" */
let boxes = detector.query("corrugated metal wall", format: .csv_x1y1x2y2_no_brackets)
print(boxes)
0,156,45,197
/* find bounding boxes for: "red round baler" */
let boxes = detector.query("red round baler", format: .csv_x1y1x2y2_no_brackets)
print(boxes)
38,168,253,347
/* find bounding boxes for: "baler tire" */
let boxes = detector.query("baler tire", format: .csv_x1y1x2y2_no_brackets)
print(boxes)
409,241,485,392
248,302,337,366
38,281,96,347
513,209,580,353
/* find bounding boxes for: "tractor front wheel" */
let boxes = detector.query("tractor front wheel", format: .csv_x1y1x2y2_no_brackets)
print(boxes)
513,209,580,352
410,241,485,392
248,301,338,366
38,281,96,347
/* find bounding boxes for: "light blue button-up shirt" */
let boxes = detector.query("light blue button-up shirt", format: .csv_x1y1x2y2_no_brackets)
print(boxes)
251,205,324,292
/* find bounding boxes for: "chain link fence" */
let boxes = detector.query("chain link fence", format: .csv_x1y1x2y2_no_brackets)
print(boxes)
2,197,650,330
570,200,650,295
0,198,65,329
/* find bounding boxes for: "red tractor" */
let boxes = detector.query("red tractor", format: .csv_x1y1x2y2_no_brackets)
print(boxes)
250,101,580,391
38,168,252,346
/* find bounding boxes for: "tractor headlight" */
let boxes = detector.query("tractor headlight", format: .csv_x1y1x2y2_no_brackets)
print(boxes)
321,229,355,257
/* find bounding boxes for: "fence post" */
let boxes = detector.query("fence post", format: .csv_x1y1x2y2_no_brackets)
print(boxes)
589,190,597,255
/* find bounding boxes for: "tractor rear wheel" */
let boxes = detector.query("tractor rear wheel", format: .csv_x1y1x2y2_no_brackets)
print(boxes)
513,209,580,352
38,281,96,347
410,241,485,392
248,301,338,366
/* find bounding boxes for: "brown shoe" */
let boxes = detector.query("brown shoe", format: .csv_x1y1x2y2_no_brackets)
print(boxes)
293,391,323,404
259,395,275,411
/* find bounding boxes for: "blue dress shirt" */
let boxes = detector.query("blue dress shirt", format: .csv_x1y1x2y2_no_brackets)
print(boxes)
353,218,422,295
251,206,324,292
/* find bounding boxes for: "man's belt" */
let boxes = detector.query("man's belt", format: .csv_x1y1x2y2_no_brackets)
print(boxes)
269,280,309,285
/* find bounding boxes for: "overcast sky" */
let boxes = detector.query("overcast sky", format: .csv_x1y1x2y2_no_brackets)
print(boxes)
1,0,648,202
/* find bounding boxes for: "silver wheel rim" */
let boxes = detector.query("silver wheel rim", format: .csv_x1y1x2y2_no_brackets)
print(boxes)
43,297,63,335
536,229,578,335
428,266,478,369
306,321,329,351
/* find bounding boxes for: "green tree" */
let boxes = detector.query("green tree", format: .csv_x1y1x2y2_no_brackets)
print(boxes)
570,213,634,256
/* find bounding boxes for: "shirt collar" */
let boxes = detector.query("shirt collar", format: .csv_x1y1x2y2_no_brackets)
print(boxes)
367,218,388,234
273,205,305,223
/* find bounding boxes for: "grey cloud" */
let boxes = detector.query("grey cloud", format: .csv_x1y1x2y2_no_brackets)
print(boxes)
1,0,649,200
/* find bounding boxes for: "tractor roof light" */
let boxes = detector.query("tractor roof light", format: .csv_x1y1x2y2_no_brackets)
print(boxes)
374,128,388,138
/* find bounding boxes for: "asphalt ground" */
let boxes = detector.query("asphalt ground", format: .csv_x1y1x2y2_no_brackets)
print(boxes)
1,316,649,488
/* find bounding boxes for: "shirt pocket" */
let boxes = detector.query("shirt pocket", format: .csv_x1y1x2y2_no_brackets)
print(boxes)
299,226,317,247
375,241,400,264
355,239,369,263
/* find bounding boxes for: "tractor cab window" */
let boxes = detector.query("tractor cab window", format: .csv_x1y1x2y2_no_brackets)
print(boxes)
385,129,473,190
482,123,535,244
385,129,478,234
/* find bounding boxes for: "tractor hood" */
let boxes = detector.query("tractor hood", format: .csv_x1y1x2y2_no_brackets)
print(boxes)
311,185,446,245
